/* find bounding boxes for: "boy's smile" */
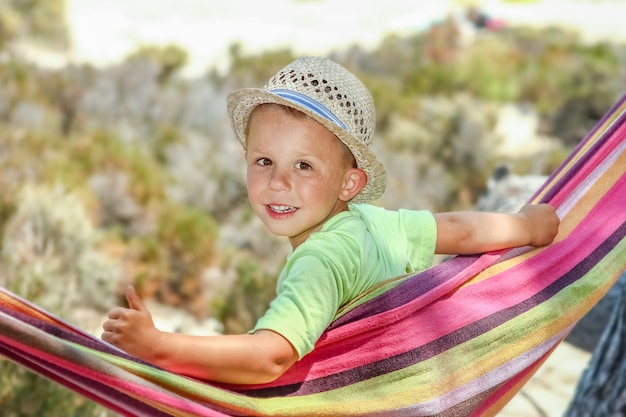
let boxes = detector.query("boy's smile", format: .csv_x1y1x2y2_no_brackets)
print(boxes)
245,104,363,249
267,205,298,216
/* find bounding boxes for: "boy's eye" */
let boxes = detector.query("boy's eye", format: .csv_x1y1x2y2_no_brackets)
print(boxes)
256,157,272,166
295,161,312,170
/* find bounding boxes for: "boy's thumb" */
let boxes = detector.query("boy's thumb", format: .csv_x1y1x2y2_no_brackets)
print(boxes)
125,285,146,312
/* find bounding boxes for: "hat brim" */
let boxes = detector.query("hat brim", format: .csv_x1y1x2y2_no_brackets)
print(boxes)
227,88,386,203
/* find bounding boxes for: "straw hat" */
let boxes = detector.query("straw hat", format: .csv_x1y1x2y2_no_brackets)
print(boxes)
227,56,386,203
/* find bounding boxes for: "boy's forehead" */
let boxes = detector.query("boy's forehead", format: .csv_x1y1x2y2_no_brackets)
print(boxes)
247,109,343,149
250,103,309,120
247,104,324,138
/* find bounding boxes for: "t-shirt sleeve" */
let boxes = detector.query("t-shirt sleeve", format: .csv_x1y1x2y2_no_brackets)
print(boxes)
350,204,437,274
251,240,356,359
398,209,437,272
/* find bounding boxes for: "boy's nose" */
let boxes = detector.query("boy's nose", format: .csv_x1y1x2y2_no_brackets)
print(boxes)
268,167,290,191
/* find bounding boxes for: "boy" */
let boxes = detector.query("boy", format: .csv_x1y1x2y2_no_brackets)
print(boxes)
102,57,559,385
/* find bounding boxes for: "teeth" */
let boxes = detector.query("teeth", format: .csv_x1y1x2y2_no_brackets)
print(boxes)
270,205,296,213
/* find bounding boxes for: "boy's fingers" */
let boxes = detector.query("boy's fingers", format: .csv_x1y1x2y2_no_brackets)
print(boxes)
125,285,147,312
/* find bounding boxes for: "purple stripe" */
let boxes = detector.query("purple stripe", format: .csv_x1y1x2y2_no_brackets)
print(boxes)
329,255,480,328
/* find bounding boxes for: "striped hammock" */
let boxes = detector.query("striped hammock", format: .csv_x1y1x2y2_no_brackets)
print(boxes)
1,93,625,417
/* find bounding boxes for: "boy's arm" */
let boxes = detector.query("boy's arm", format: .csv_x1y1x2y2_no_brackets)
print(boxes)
433,203,559,255
102,286,298,384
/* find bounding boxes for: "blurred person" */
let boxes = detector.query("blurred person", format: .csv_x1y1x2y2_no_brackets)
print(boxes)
102,57,559,384
466,5,506,31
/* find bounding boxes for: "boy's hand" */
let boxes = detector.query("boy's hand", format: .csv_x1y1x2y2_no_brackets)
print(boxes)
518,203,560,247
102,285,162,359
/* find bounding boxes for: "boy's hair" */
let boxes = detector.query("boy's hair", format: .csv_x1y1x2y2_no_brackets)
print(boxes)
227,57,386,203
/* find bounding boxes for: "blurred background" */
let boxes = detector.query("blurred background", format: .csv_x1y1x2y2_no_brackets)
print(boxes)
0,0,625,415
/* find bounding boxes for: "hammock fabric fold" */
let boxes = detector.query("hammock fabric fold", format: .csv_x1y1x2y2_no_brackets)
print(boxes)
1,93,626,416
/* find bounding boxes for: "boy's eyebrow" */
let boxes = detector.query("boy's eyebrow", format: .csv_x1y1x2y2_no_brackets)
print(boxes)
246,148,324,164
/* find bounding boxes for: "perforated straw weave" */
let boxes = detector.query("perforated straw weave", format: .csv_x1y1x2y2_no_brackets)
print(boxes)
227,56,387,203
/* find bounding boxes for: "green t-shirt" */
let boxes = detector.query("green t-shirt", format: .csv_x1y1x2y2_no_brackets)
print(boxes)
252,203,437,358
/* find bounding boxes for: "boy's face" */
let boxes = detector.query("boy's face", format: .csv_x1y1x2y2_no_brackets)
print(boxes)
245,105,362,249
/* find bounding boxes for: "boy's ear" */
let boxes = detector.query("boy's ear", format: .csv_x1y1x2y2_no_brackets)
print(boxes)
340,168,368,202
